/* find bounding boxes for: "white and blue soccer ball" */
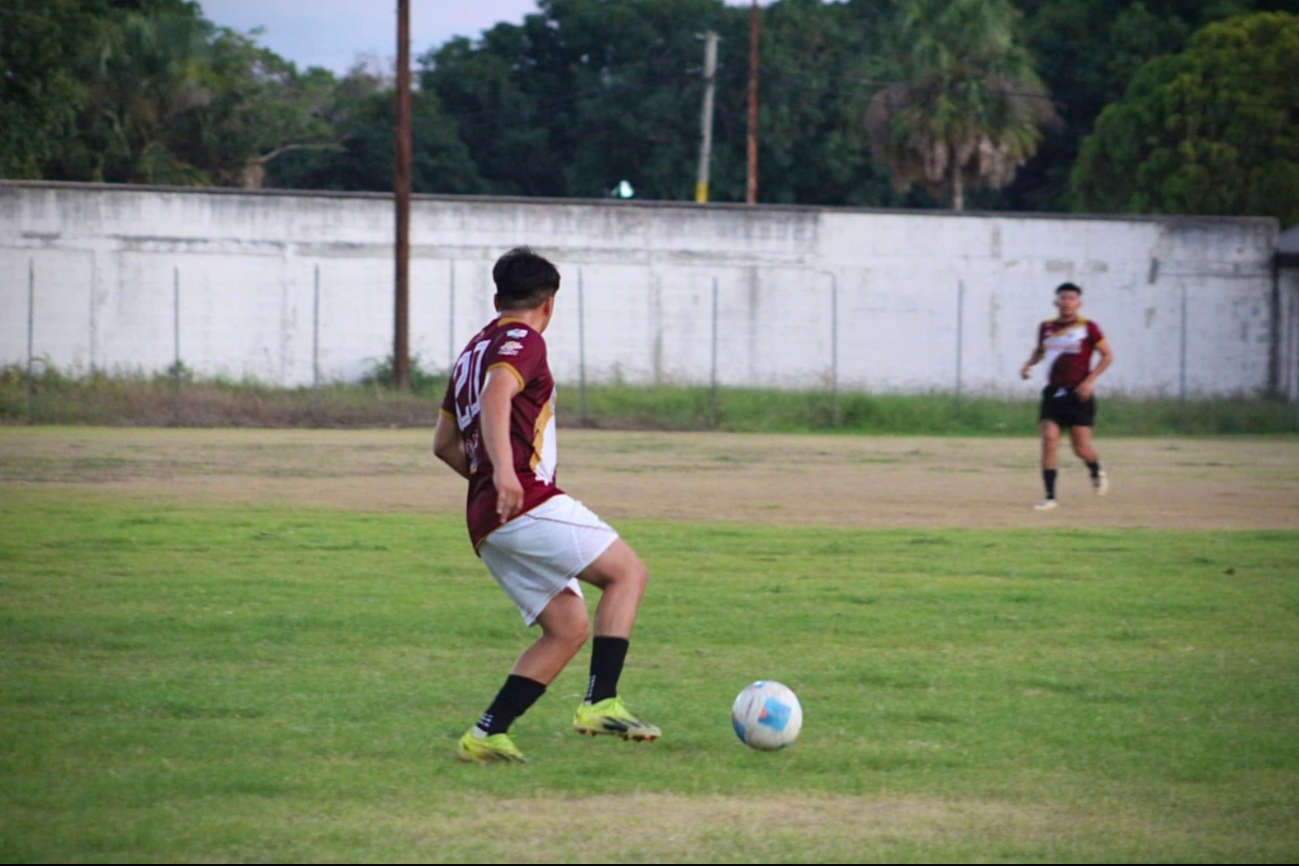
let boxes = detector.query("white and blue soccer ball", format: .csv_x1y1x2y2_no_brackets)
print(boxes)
731,680,802,751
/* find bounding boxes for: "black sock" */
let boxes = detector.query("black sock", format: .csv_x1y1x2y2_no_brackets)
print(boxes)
1086,460,1101,479
585,636,630,704
477,674,546,735
1043,469,1058,500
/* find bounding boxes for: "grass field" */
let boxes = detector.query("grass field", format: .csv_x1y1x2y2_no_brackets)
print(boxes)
2,428,1298,863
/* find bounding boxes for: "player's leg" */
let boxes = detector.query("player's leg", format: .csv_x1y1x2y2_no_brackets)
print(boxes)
577,539,647,639
459,509,599,764
1036,419,1062,510
458,589,588,764
512,587,591,683
1070,425,1107,494
572,540,660,741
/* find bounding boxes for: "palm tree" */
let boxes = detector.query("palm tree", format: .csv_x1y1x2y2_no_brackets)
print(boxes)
864,0,1058,210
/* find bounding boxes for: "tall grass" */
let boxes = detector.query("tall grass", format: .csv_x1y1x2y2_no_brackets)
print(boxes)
0,363,442,429
2,364,1295,435
573,383,1296,436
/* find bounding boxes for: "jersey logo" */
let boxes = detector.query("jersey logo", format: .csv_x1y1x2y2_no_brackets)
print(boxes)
507,329,528,338
499,340,524,356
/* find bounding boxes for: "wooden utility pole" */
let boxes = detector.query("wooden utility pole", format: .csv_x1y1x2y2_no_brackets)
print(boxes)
393,0,411,389
695,31,719,203
746,0,760,205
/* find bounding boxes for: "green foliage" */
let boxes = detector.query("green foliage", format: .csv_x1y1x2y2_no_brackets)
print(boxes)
864,0,1059,210
2,365,1293,433
358,354,448,395
174,29,338,187
11,0,338,187
742,0,901,206
4,0,1295,211
569,384,1296,435
266,77,485,194
0,0,107,178
422,0,726,200
42,6,220,183
1070,11,1299,224
420,0,906,205
1004,0,1290,210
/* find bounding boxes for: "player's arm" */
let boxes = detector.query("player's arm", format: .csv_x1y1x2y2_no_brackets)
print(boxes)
1020,346,1045,380
432,411,470,480
480,365,525,523
1076,339,1114,400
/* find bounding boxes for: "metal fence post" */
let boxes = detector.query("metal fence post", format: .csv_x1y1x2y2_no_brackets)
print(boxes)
830,271,839,426
578,267,588,426
26,258,34,425
173,266,181,424
955,279,965,418
448,259,456,372
312,264,321,418
1293,280,1299,432
1179,282,1189,433
710,277,719,429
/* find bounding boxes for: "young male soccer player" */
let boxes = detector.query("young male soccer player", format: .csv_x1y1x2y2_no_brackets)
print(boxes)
1019,282,1114,511
433,246,660,764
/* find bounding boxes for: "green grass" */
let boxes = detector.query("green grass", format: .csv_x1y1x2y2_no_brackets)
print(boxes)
2,489,1298,862
576,384,1298,436
4,364,1296,434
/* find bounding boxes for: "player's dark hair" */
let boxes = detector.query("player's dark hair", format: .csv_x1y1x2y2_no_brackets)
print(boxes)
493,247,560,310
1055,282,1083,296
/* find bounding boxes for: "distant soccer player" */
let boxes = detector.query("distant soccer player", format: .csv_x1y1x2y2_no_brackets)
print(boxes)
1019,282,1114,511
433,246,660,764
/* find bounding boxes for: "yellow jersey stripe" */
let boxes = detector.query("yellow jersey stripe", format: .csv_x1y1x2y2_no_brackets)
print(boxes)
530,397,555,473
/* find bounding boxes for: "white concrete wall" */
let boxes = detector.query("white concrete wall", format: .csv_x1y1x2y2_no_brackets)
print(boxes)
0,181,1284,398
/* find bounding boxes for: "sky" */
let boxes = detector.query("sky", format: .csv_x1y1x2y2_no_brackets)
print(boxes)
197,1,771,77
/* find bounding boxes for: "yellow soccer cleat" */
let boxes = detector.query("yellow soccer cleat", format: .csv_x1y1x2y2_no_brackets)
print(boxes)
573,696,661,741
457,727,527,764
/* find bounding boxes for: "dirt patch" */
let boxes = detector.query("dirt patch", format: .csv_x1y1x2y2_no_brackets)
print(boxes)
2,428,1297,530
427,793,1063,862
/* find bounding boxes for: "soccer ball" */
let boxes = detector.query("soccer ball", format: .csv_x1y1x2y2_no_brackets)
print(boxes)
731,680,802,750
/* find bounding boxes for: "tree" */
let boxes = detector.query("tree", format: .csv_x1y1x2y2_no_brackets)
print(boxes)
737,0,899,206
0,0,109,178
419,0,905,205
863,0,1059,211
266,73,486,195
421,0,729,200
420,28,568,198
1070,11,1299,225
171,29,338,188
1008,0,1287,211
19,0,340,187
51,7,220,184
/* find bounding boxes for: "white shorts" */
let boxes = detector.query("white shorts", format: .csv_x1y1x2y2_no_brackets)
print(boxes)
478,494,620,626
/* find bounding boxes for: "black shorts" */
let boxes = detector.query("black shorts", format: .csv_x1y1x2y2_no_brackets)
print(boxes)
1040,386,1096,428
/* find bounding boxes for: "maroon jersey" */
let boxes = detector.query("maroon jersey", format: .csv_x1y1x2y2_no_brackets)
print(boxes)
440,317,563,548
1038,317,1107,392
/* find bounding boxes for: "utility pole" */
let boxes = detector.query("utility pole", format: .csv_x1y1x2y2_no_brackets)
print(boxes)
746,0,760,205
695,31,719,204
393,0,412,389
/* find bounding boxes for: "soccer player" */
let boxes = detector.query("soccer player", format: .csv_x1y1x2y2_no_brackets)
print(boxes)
1019,282,1114,511
433,246,660,764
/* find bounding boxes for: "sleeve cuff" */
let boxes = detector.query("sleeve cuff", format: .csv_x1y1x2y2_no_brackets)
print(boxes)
487,362,526,391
